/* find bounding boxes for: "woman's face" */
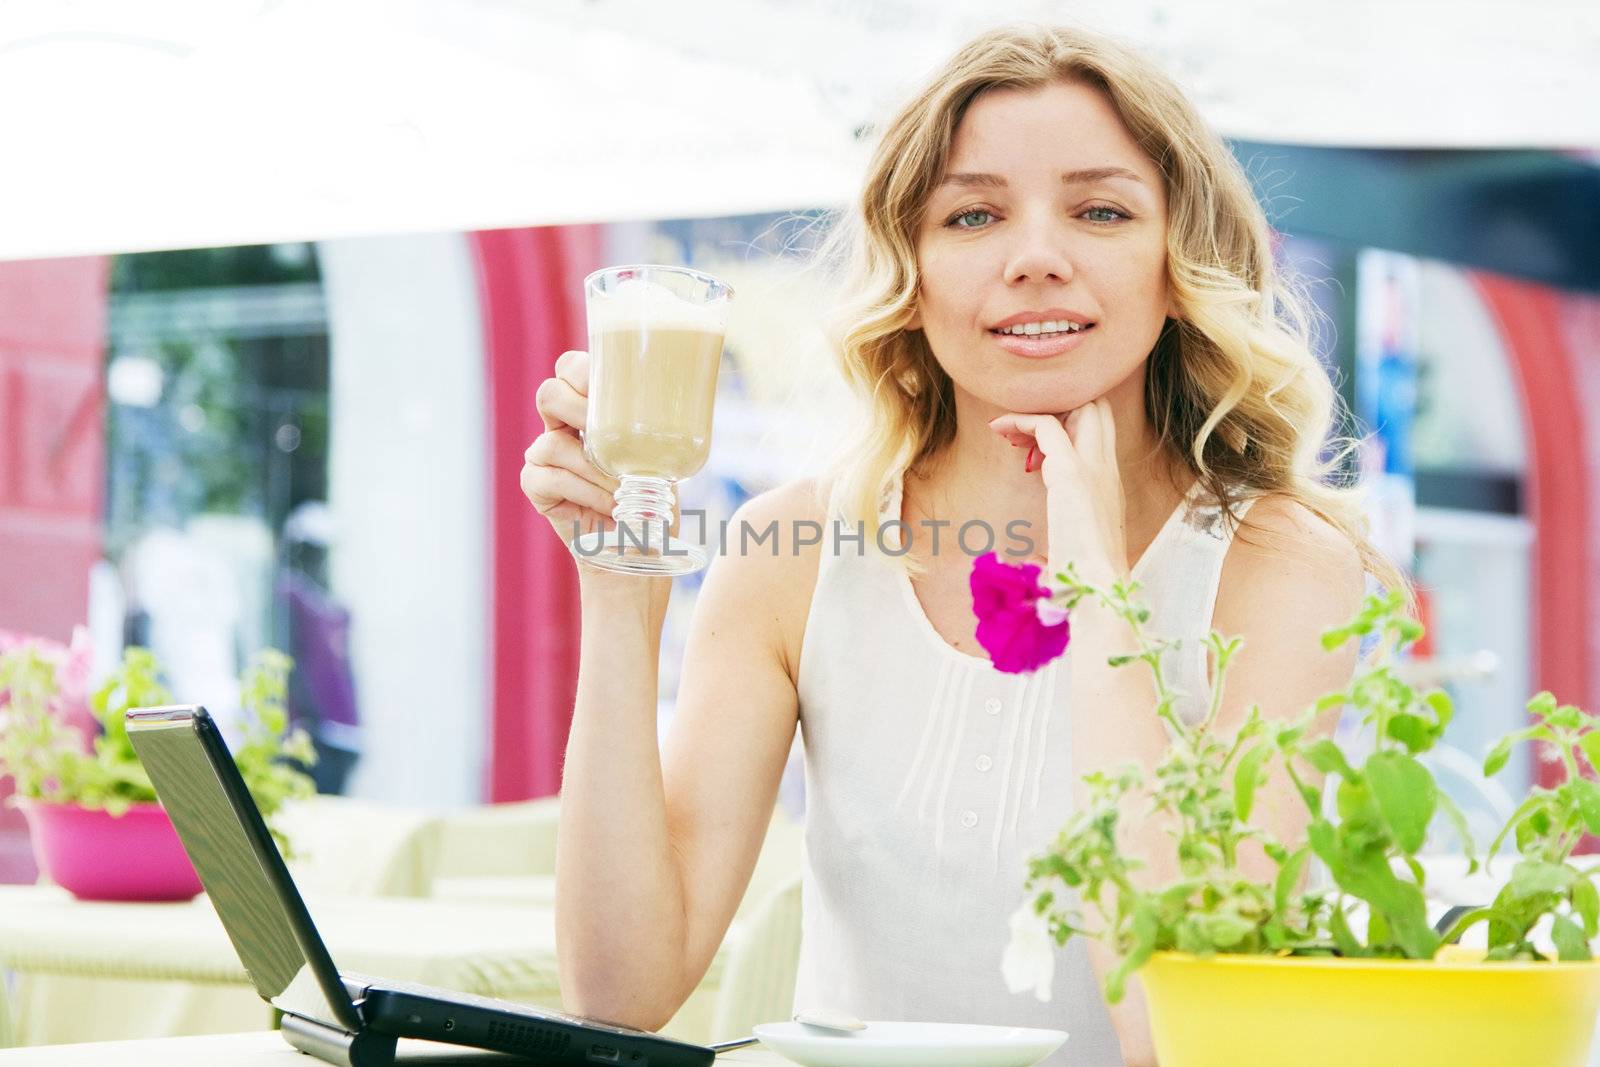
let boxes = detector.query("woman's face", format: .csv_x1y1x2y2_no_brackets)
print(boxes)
912,80,1172,416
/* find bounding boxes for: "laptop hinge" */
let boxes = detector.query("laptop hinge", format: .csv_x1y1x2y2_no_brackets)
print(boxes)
281,1013,398,1067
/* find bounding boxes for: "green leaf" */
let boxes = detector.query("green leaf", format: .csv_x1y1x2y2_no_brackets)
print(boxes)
1433,789,1480,862
1274,847,1312,918
1365,752,1437,855
1424,690,1454,730
1573,878,1600,938
1510,860,1576,898
1580,732,1600,777
1515,807,1556,854
1571,778,1600,836
1324,843,1439,958
1552,914,1593,962
1385,713,1433,754
1328,902,1364,957
1307,819,1339,870
1233,745,1271,823
1488,793,1547,857
1104,898,1159,1005
1550,705,1586,731
1528,691,1559,720
1483,737,1514,778
1315,692,1349,714
1368,909,1392,949
1437,907,1495,948
1172,916,1208,956
1335,778,1381,828
1200,912,1255,949
1303,739,1357,779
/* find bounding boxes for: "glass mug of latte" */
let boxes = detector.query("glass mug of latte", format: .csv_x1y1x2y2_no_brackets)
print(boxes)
570,264,732,576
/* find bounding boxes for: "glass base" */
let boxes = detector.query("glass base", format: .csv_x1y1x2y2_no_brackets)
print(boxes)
570,527,708,576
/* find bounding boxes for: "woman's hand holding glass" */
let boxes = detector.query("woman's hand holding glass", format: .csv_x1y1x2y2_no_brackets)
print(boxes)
522,349,622,544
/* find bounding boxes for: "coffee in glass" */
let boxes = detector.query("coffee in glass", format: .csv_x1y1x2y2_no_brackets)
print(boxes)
572,264,732,575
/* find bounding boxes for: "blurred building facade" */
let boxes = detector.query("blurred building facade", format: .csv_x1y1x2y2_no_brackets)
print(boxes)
1,146,1597,881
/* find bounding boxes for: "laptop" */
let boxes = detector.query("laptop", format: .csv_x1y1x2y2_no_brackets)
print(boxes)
126,704,719,1067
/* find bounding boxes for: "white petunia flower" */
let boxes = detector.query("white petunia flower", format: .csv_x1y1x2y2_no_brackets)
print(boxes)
1002,898,1055,1003
1035,597,1070,627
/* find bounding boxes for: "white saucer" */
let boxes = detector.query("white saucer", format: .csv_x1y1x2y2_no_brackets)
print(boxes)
751,1021,1069,1067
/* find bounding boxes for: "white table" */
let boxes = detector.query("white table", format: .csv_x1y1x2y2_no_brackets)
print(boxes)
0,1030,786,1065
429,876,556,907
0,885,723,1046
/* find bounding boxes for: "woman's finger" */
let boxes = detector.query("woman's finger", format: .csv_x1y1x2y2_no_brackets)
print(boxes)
554,350,590,397
1061,402,1116,474
526,430,620,493
1094,399,1118,468
989,412,1076,467
520,457,618,520
536,375,588,434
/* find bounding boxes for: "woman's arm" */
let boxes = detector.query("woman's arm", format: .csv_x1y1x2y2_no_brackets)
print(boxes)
554,482,821,1030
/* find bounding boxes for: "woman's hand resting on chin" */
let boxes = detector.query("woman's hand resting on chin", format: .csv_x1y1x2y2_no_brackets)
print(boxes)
988,398,1129,589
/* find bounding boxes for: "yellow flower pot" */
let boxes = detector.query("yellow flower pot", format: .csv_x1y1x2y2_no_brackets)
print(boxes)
1140,949,1600,1067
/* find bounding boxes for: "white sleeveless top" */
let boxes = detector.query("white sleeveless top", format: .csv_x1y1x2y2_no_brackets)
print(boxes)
792,472,1258,1067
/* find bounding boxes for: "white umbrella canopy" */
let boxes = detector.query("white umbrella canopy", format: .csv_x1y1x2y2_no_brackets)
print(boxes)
1,0,1597,262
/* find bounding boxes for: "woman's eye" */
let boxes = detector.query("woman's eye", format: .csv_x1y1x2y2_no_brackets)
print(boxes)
1083,206,1128,224
949,209,995,229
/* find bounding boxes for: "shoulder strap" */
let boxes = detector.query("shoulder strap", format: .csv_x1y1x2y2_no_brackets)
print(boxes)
1144,490,1260,725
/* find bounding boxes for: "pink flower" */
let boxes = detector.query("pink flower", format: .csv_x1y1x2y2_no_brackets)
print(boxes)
0,626,98,748
969,552,1071,674
55,627,97,742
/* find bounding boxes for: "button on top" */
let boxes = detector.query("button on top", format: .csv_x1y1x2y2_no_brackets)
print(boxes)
984,697,1002,715
975,754,993,772
960,810,979,829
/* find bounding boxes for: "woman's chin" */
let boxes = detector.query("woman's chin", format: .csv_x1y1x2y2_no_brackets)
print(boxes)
988,387,1100,417
946,365,1125,417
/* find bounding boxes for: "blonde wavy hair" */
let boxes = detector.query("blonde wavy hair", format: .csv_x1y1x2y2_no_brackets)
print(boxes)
818,22,1402,594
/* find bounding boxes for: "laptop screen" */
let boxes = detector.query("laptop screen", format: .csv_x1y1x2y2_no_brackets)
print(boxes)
126,705,363,1033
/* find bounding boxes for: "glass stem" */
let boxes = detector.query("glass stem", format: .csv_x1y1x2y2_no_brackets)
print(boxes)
612,476,675,549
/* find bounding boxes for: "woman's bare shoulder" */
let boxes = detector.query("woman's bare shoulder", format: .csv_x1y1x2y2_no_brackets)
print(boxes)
1235,493,1361,569
732,475,832,529
702,476,833,676
1217,492,1364,634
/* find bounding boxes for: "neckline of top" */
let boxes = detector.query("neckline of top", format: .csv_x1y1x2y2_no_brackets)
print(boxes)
882,469,1204,671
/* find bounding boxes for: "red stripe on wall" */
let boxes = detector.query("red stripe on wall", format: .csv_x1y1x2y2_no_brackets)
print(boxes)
1471,274,1591,792
0,254,109,885
471,226,606,801
0,254,109,639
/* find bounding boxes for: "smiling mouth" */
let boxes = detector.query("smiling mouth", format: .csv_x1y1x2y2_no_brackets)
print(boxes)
988,322,1096,337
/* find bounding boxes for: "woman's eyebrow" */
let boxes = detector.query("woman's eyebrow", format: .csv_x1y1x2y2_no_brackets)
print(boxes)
936,167,1147,189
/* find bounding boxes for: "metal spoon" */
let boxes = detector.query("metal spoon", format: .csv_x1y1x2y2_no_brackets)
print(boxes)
794,1007,868,1034
710,1008,867,1056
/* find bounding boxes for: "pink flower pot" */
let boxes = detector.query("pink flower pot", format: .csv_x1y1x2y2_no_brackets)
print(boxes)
18,799,203,902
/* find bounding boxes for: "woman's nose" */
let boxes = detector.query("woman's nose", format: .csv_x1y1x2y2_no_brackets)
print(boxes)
1001,225,1076,286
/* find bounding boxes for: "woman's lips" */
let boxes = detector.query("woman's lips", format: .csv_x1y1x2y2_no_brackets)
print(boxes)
988,324,1095,358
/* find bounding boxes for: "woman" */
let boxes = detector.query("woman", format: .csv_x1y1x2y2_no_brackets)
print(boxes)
521,23,1392,1067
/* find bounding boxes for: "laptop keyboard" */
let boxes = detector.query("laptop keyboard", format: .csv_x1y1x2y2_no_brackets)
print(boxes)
341,971,651,1039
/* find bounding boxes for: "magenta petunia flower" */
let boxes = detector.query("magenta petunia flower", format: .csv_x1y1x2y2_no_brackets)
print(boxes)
969,552,1071,673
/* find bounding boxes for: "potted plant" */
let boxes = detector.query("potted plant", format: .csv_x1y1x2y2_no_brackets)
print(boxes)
0,631,316,901
972,555,1600,1067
